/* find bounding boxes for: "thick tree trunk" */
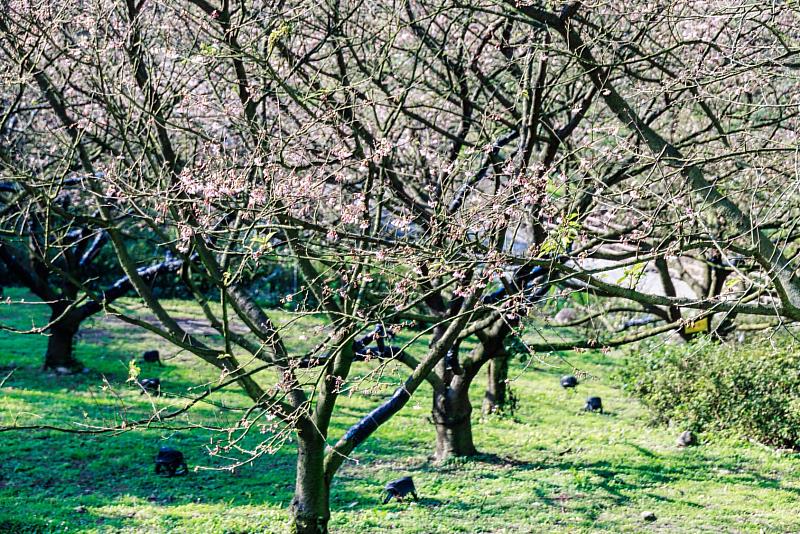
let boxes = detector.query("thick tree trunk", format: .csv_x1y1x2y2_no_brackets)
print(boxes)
290,429,330,534
432,380,477,461
43,311,83,372
482,355,509,415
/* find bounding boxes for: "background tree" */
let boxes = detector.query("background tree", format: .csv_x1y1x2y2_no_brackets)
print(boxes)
0,70,184,371
491,1,800,332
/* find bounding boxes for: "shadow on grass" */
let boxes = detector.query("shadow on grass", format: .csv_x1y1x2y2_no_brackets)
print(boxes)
338,441,800,524
1,431,299,530
4,397,800,532
4,288,800,532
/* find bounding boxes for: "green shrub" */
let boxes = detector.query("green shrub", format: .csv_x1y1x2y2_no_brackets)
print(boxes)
619,337,800,449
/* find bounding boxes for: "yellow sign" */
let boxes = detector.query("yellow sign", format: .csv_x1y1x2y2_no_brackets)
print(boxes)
684,317,709,334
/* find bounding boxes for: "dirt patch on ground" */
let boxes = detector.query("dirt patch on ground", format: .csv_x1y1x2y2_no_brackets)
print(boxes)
79,314,250,344
173,317,249,336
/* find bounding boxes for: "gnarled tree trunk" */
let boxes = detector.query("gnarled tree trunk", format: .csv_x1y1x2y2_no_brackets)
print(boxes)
482,354,509,415
290,427,330,534
430,319,512,460
432,375,477,461
43,308,82,372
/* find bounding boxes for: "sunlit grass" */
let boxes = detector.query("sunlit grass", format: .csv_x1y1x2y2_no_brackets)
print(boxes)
2,287,800,533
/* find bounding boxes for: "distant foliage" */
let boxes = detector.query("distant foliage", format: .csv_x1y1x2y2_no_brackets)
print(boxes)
620,338,800,449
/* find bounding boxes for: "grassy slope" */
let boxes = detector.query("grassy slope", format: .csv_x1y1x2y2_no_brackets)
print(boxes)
1,287,799,533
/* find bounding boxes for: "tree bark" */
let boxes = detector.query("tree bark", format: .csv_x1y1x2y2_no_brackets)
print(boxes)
432,378,477,461
482,355,509,415
290,426,330,534
43,309,82,372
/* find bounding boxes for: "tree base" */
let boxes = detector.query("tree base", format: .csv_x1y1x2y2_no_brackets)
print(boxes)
290,500,330,534
43,358,87,375
434,422,478,462
43,320,84,373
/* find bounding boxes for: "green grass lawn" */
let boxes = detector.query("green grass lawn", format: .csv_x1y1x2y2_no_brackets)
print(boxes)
1,287,799,533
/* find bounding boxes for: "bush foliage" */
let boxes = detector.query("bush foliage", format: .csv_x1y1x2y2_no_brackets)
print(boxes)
619,337,800,449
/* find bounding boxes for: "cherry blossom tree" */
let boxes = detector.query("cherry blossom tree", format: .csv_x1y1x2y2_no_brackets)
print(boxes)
0,1,494,530
4,0,800,532
494,0,800,329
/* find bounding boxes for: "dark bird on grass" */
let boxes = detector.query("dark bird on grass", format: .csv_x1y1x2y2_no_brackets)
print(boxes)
583,396,603,413
155,447,188,477
142,350,162,366
383,476,418,504
138,378,161,396
676,430,697,447
560,375,579,390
